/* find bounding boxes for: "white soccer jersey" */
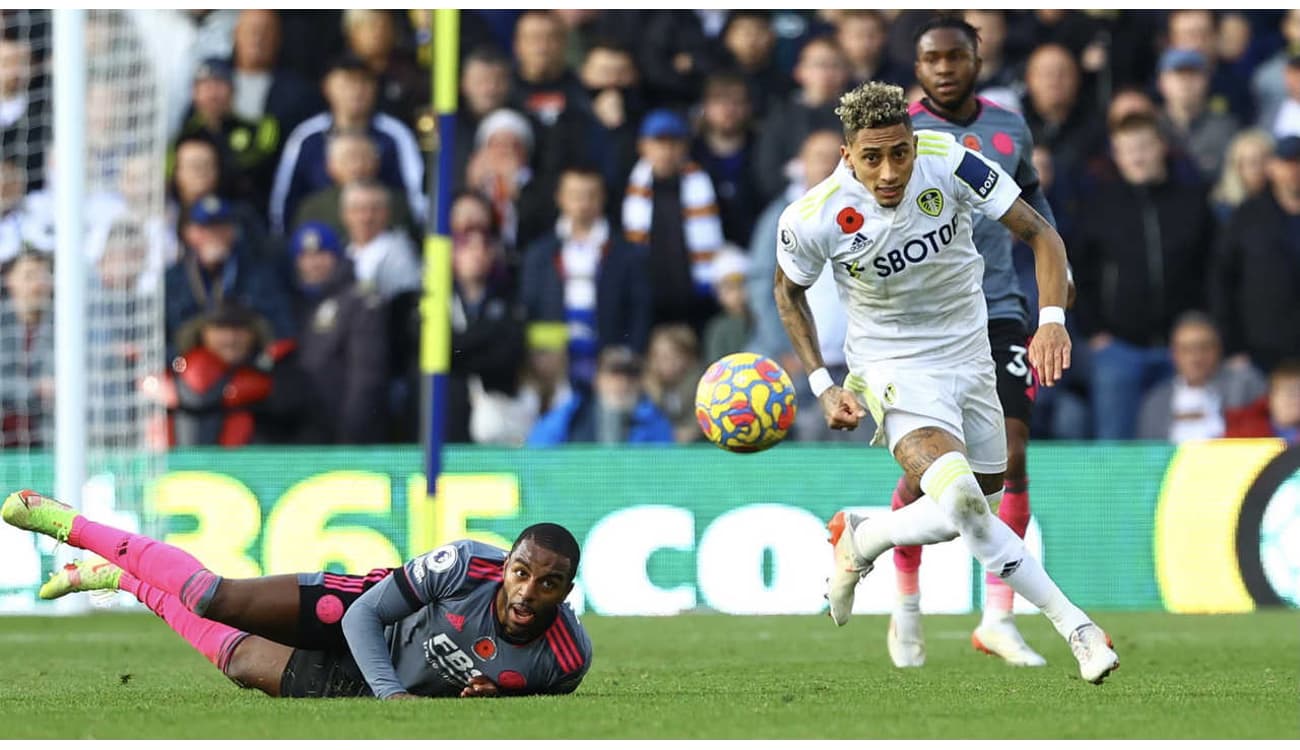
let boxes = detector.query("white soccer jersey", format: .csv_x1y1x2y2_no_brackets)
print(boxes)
776,129,1023,371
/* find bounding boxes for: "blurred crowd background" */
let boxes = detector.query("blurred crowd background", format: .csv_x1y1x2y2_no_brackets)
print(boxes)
1,9,1298,450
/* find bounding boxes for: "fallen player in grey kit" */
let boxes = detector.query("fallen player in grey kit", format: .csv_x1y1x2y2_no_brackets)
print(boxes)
4,488,591,698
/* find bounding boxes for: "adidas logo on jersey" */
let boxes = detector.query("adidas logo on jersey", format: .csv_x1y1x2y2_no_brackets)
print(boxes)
849,232,871,253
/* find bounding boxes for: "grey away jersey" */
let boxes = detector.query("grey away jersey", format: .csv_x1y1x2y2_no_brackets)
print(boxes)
908,97,1057,325
385,540,591,696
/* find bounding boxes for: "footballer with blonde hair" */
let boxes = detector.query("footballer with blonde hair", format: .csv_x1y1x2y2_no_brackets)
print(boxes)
773,80,1119,684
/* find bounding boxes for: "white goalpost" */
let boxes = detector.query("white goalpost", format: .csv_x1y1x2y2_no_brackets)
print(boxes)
0,9,167,613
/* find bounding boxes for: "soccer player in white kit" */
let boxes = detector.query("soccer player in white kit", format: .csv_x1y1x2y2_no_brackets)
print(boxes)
772,81,1119,684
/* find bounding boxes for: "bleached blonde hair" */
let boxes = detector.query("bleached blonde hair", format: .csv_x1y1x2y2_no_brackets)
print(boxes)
834,81,911,141
1211,128,1274,209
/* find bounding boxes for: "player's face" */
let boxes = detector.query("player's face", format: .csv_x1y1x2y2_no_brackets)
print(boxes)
915,28,979,111
843,124,915,208
497,540,574,640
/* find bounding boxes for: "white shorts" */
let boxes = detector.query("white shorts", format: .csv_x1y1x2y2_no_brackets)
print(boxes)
843,363,1008,474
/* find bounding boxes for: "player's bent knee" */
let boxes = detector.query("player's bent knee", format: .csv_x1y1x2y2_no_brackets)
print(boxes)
220,637,290,697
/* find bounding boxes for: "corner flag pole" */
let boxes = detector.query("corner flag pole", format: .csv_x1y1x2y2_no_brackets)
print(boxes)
422,10,458,498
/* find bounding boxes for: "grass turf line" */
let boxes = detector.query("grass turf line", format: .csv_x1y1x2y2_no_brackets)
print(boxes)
0,610,1295,739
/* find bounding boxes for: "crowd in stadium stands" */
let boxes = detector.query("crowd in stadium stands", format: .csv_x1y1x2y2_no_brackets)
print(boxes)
1,9,1299,448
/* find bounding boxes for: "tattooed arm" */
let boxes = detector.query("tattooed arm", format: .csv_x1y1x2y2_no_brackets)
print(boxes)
773,265,864,430
999,198,1072,387
1000,197,1069,312
773,265,825,377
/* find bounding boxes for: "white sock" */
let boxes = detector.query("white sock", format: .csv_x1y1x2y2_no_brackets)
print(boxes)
1002,555,1090,639
921,452,1091,642
852,495,958,562
894,592,921,633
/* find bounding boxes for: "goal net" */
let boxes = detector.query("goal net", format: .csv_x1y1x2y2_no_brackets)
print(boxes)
0,10,167,612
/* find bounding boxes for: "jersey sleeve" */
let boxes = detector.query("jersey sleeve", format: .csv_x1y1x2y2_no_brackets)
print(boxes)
541,607,593,695
774,204,826,288
947,142,1022,222
392,540,506,608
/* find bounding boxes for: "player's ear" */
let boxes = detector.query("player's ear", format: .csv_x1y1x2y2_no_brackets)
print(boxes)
562,580,575,600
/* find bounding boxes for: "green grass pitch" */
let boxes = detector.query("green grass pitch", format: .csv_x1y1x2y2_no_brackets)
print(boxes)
0,610,1296,739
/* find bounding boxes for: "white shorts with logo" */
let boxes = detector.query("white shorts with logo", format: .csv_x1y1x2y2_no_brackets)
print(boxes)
843,362,1008,474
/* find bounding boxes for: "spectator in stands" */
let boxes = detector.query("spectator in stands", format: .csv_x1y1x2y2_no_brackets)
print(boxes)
623,108,724,336
509,10,587,129
508,10,591,188
342,10,428,126
447,212,526,444
1226,359,1300,444
230,10,322,136
0,160,26,264
0,37,47,191
527,344,673,446
1252,12,1300,132
1074,114,1216,439
1266,47,1300,140
1106,85,1159,131
642,323,703,444
1210,129,1274,223
755,35,849,201
520,166,652,387
291,131,416,243
1166,9,1254,125
1156,48,1239,181
167,135,270,264
1136,311,1267,442
454,46,513,191
962,10,1022,111
164,195,294,357
574,39,644,210
152,302,311,447
0,250,53,448
1213,135,1300,373
719,11,791,118
288,222,387,444
701,246,752,366
464,108,552,254
269,55,423,234
638,11,723,109
835,11,910,90
552,10,643,71
339,180,420,303
467,330,573,446
149,10,239,139
176,57,281,211
691,71,760,247
1021,43,1105,183
747,129,843,367
87,220,158,439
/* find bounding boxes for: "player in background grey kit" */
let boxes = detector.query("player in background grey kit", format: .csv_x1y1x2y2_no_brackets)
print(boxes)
8,486,590,699
882,15,1075,670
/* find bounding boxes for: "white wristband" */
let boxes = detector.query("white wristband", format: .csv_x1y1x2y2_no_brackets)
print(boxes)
1039,306,1066,328
809,367,834,398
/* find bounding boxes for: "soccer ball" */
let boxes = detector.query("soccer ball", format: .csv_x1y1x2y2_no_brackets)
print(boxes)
695,352,797,453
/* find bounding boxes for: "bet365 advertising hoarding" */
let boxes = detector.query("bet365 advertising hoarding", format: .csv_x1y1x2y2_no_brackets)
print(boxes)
1,441,1295,615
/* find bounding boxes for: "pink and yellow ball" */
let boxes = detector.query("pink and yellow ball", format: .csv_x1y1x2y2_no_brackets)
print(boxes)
695,352,797,453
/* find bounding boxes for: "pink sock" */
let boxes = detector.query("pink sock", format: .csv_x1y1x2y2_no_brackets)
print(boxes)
891,476,923,594
120,572,248,672
69,518,221,614
984,482,1031,613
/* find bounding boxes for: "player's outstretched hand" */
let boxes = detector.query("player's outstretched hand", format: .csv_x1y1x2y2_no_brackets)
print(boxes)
1029,322,1071,387
819,386,865,431
460,676,499,698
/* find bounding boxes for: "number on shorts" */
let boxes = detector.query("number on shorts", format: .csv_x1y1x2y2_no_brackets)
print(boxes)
1006,345,1032,385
